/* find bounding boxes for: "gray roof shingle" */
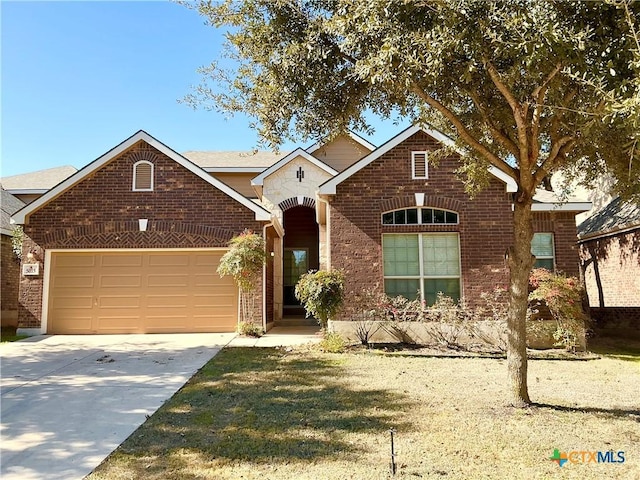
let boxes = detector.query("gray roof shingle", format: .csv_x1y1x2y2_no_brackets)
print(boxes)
578,196,640,240
1,188,25,234
1,165,78,190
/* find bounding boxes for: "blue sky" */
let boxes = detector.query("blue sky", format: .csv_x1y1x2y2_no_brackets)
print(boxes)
1,0,410,178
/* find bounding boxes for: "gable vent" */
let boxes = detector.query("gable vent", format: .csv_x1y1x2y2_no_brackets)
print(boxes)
412,151,428,179
133,161,153,191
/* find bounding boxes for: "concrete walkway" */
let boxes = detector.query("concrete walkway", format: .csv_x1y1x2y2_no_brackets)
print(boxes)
0,333,234,480
228,326,322,347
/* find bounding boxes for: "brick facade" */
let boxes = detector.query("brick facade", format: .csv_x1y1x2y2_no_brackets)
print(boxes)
1,234,21,326
580,229,640,308
18,141,266,330
328,130,583,318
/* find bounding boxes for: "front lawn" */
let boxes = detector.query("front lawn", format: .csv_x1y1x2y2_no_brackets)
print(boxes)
88,346,639,480
0,326,27,343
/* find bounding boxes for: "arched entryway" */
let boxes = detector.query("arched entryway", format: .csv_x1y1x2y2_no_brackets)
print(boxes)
282,205,319,316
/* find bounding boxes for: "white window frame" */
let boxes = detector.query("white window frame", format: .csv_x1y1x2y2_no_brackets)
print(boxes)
411,151,429,179
532,232,555,271
132,160,154,191
382,232,461,303
381,207,459,225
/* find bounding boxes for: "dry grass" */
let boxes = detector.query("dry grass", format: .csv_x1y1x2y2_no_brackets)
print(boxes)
88,344,640,480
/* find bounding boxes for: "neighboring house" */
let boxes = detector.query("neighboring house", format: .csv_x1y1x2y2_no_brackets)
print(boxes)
578,197,640,337
1,165,78,205
11,125,590,335
1,188,25,326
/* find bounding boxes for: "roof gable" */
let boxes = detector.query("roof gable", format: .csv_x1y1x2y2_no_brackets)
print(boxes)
251,148,338,187
306,131,375,154
319,125,518,195
12,131,271,224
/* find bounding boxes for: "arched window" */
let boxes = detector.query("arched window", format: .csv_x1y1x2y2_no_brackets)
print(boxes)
382,207,458,225
133,161,153,191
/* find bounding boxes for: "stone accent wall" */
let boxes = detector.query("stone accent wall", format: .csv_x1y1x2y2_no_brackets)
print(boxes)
1,234,21,326
261,154,333,225
17,140,266,331
327,130,583,318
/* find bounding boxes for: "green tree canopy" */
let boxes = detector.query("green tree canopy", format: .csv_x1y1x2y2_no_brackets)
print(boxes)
186,0,639,406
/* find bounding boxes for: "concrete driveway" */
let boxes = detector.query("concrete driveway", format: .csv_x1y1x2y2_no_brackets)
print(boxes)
0,333,235,480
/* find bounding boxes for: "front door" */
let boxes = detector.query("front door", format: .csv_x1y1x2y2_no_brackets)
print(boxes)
282,205,319,315
283,248,308,306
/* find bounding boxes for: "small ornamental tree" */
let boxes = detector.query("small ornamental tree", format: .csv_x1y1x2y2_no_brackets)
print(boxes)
295,269,345,330
217,230,266,328
528,268,587,350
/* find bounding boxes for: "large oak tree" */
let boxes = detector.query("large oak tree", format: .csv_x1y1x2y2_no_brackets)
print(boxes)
184,0,639,406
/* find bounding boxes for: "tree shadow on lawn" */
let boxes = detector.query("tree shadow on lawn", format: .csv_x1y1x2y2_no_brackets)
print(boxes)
532,403,640,420
118,347,415,464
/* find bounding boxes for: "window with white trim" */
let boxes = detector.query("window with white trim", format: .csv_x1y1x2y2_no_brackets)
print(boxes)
412,151,428,179
382,207,458,225
383,233,461,305
531,232,555,270
133,161,154,191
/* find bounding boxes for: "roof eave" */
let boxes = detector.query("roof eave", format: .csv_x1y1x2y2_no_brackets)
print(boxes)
531,202,592,212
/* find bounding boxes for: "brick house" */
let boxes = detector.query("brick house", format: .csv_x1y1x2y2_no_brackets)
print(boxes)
578,197,640,337
1,188,25,327
12,125,590,335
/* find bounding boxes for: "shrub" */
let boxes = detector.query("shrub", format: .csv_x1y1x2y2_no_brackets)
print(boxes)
319,332,346,353
528,268,587,351
237,321,263,337
295,269,345,329
217,230,266,325
11,226,24,260
350,287,389,345
466,288,509,352
422,293,470,348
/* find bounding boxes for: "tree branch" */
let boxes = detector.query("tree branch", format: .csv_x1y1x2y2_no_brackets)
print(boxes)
533,136,575,185
530,62,563,161
411,83,517,179
466,88,520,157
483,57,529,166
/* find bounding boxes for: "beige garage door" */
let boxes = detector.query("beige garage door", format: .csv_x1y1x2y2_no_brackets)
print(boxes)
47,250,238,334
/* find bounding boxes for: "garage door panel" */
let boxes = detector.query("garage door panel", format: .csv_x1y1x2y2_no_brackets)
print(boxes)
101,255,143,267
55,255,96,268
148,254,189,267
48,250,239,334
98,296,141,308
193,273,221,287
95,317,140,333
52,296,93,309
99,274,142,288
147,274,189,288
53,275,95,288
147,295,189,308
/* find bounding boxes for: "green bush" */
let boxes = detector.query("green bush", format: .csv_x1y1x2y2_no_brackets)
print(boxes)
295,269,345,329
237,321,263,337
319,332,346,353
217,230,266,325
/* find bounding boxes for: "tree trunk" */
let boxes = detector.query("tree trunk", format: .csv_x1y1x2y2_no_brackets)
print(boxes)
507,199,535,407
